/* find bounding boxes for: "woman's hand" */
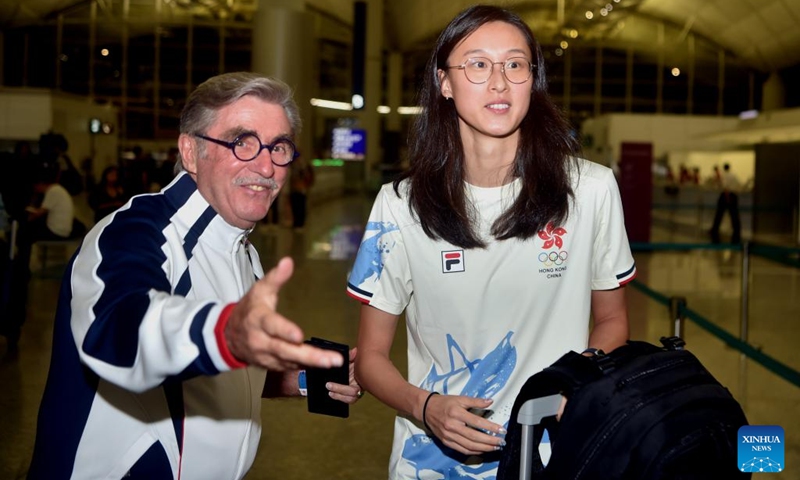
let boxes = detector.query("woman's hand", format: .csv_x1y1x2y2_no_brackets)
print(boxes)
326,347,363,404
422,394,507,455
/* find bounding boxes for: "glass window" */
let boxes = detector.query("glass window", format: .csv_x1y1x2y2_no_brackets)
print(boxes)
191,26,220,85
61,24,90,95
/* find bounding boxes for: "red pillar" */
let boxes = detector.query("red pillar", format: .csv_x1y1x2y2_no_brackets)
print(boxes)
618,142,653,243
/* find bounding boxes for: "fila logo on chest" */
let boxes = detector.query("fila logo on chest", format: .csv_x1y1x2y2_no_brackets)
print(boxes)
441,250,465,273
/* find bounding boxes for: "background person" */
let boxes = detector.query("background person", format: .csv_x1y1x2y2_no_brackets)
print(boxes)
39,132,84,196
153,146,181,190
29,72,362,479
88,165,129,224
0,141,37,359
289,157,314,232
346,6,636,478
25,162,83,241
710,162,742,243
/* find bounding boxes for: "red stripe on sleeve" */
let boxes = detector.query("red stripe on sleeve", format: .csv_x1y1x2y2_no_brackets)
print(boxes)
214,303,247,369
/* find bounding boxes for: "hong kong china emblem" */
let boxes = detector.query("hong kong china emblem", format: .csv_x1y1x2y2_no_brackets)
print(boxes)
537,223,568,279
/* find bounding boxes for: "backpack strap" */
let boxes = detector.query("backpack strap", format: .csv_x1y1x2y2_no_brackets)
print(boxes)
542,351,611,389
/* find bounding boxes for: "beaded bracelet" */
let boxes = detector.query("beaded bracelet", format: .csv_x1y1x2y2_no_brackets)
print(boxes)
422,391,440,432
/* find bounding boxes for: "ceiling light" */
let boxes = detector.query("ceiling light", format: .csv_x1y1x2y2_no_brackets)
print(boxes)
600,8,608,16
398,106,423,115
739,110,758,120
585,11,594,19
310,98,353,111
560,41,569,49
671,67,680,77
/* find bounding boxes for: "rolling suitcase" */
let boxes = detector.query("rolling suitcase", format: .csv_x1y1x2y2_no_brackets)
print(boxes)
497,337,751,480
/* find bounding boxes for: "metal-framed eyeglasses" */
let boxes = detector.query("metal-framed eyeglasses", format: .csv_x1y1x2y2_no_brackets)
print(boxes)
446,57,535,84
194,133,299,166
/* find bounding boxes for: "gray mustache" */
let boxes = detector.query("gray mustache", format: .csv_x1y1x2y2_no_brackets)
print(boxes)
234,178,279,190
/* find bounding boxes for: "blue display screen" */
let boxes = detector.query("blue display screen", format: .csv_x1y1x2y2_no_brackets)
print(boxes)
332,128,366,160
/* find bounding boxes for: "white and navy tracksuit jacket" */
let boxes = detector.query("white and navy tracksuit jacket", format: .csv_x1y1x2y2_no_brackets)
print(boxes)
29,172,266,480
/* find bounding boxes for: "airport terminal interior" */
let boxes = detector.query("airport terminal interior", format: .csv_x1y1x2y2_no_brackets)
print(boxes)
2,0,800,479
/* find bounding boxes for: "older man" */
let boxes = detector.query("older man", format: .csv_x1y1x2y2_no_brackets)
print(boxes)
29,73,360,479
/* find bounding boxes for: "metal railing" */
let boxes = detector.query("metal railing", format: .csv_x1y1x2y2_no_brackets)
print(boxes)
629,241,800,389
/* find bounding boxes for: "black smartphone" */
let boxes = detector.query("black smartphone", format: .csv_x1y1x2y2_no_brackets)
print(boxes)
304,337,350,418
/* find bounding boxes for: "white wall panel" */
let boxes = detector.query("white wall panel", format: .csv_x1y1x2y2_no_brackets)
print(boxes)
0,90,52,140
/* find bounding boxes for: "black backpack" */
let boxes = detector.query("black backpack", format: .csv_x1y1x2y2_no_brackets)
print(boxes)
497,337,750,480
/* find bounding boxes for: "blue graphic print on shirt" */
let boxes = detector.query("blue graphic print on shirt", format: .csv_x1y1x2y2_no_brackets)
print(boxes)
349,221,399,286
402,332,516,479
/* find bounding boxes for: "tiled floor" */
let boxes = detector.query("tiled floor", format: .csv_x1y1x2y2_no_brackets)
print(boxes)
1,192,798,479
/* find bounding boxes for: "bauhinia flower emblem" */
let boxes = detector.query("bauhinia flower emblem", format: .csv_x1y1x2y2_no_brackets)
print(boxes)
538,223,567,249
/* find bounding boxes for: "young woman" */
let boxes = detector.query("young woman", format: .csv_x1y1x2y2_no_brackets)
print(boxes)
347,5,636,478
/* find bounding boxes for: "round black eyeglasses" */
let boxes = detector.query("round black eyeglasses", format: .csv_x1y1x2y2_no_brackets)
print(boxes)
194,133,299,166
446,57,535,84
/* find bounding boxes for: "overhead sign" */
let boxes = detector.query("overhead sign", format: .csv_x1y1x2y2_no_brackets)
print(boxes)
332,127,366,160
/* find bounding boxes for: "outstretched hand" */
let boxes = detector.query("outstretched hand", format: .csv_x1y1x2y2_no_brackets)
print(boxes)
423,394,507,456
224,257,343,371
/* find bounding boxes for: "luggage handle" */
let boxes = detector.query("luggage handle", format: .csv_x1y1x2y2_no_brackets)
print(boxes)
517,393,562,480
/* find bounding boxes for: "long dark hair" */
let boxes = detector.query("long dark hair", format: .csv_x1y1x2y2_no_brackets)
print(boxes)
395,4,579,249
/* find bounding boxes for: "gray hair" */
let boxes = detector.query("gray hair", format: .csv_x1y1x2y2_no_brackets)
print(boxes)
180,72,302,148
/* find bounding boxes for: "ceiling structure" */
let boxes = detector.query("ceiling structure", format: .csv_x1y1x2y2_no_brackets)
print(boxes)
378,0,800,73
1,0,799,74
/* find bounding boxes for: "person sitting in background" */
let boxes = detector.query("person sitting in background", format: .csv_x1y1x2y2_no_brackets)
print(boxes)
88,165,129,224
26,162,85,241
